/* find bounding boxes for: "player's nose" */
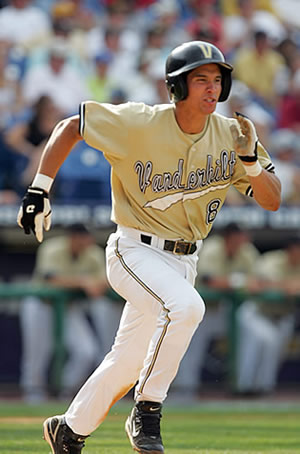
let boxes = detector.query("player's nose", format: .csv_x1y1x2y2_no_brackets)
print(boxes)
206,81,218,93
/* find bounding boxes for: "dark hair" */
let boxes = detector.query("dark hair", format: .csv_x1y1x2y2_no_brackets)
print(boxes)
254,30,267,41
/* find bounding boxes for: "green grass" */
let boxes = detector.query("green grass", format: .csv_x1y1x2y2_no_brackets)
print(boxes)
0,400,300,453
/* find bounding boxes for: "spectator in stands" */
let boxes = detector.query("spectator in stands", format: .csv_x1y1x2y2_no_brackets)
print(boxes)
271,0,300,30
0,133,21,204
141,23,170,64
124,53,160,105
87,51,116,103
45,0,100,65
222,0,286,56
20,223,119,402
234,30,286,112
174,223,260,395
276,37,300,75
3,95,64,193
0,38,25,129
223,0,255,55
277,69,300,132
52,0,96,32
87,15,140,87
220,0,276,16
98,25,139,87
0,125,32,201
148,0,191,49
183,0,225,51
22,38,90,116
268,129,300,205
0,0,51,50
102,0,144,54
236,236,300,395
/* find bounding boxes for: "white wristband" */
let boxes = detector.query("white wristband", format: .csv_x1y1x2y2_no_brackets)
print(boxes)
243,161,262,177
32,173,54,192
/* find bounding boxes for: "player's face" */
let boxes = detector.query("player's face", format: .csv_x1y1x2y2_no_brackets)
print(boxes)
186,64,222,115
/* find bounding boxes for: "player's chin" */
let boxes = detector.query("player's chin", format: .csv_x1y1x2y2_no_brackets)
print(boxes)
201,102,217,114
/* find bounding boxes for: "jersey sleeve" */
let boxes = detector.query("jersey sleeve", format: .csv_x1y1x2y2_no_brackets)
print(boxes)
79,101,131,163
231,141,276,198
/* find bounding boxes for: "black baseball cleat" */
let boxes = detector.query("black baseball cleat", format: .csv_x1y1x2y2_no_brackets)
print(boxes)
125,401,164,454
43,415,88,454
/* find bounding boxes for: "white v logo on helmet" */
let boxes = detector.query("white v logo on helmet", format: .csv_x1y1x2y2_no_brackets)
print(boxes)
199,43,212,59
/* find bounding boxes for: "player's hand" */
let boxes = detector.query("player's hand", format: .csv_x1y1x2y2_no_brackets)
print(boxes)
17,187,52,242
230,112,258,163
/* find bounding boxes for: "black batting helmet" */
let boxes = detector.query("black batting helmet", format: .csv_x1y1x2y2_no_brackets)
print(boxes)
165,41,233,103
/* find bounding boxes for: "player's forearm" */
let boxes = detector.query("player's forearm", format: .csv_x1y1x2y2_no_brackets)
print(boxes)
36,115,81,182
250,169,281,211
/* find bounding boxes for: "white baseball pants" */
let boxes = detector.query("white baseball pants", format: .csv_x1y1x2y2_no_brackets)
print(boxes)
65,226,205,435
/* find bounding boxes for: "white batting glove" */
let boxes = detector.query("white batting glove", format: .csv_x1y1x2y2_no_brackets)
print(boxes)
230,112,262,177
17,187,52,242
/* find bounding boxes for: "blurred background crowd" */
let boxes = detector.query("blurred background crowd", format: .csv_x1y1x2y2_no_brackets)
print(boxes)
0,0,300,205
0,0,300,403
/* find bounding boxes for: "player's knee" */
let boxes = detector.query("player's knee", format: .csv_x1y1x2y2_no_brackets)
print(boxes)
177,294,205,326
189,297,206,325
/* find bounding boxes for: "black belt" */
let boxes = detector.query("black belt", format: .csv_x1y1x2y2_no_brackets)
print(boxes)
140,234,197,255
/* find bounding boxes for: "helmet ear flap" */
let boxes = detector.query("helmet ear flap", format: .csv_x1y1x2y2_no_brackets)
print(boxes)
219,67,232,102
166,74,188,103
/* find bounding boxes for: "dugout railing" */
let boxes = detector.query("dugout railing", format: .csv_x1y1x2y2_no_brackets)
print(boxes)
0,283,299,392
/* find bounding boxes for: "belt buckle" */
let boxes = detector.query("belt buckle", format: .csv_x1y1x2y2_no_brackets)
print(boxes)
173,240,192,255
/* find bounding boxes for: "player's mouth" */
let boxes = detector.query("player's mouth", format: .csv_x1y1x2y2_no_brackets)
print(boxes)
203,96,217,105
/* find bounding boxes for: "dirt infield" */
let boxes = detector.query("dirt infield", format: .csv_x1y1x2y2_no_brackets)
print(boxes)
0,416,44,423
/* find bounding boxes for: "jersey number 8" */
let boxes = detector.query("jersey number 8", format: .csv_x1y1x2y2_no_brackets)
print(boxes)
206,199,221,224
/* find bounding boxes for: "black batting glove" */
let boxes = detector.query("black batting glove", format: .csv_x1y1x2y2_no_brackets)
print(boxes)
17,187,52,242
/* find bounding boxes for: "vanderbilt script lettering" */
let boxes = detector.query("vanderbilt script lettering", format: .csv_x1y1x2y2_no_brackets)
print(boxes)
135,151,236,194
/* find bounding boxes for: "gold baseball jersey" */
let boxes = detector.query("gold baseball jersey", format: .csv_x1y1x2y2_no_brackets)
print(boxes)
79,101,275,241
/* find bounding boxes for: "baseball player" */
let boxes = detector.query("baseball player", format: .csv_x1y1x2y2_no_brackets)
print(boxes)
17,41,281,454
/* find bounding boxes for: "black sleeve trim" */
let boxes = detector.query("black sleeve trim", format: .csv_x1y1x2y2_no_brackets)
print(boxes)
246,185,254,197
79,102,86,137
265,163,275,173
245,162,275,198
